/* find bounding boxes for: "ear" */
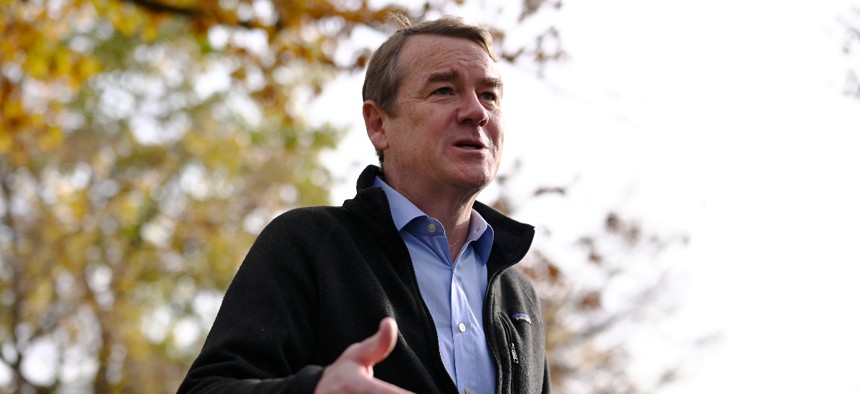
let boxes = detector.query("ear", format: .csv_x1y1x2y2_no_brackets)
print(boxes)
363,100,389,152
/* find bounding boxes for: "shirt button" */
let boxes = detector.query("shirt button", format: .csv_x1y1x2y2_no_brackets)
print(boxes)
465,387,473,394
458,322,466,332
427,223,437,233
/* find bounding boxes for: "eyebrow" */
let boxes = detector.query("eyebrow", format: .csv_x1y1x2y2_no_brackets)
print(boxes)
427,70,460,83
426,69,503,90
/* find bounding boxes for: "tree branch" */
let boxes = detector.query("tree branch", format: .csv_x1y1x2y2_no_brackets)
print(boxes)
123,0,198,16
122,0,276,30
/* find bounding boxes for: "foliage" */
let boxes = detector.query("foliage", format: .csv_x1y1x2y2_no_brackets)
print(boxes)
0,0,563,392
1,0,349,391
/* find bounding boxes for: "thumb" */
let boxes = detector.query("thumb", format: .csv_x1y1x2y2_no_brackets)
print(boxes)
352,317,398,367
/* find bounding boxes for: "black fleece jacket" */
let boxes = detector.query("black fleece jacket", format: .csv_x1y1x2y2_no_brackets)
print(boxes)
178,166,550,393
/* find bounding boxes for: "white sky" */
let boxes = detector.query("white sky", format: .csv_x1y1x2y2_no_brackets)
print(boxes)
312,0,860,392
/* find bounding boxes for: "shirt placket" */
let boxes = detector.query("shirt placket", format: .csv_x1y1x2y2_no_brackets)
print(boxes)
451,253,483,394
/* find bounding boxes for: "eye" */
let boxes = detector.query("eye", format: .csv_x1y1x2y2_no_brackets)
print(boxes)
480,91,499,102
433,87,455,96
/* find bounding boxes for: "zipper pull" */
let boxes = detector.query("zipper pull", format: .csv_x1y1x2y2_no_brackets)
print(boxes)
510,342,519,364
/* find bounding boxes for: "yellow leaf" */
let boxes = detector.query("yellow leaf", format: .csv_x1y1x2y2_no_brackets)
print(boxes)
111,2,143,36
54,47,73,77
23,52,50,79
37,125,63,151
142,14,161,42
78,56,102,79
3,99,24,119
70,191,89,221
70,55,101,90
0,131,12,153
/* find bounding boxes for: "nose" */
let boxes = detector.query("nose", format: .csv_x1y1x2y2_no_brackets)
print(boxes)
457,92,489,127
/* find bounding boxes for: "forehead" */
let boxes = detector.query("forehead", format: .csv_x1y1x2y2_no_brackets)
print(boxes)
397,35,500,86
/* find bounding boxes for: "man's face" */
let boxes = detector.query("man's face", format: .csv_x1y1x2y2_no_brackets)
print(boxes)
370,34,504,197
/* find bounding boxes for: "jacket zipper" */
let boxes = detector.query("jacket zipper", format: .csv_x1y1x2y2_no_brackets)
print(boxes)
499,314,519,365
499,316,520,393
485,261,522,394
484,270,504,393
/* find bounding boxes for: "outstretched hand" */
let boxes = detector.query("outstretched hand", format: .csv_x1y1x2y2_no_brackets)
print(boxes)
314,317,413,394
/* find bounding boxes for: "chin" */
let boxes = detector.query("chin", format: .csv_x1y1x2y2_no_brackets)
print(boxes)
447,162,497,189
457,173,495,192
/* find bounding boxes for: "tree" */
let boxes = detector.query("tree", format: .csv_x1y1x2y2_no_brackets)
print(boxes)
488,164,691,393
0,0,563,392
1,1,346,391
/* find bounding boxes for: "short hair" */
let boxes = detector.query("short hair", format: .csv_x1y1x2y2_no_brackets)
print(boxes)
362,15,499,165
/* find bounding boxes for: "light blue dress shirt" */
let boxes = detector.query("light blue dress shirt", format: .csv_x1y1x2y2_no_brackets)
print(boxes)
374,177,496,394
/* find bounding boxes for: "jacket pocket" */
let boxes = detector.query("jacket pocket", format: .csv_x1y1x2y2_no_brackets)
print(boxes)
498,313,520,393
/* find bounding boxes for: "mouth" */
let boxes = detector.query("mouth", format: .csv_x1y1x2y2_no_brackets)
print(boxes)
453,140,485,150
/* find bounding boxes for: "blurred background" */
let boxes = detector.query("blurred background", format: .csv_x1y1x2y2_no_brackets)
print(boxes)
1,0,858,393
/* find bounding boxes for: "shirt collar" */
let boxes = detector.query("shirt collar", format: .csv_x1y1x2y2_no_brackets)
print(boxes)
468,209,495,263
373,176,427,231
373,176,495,262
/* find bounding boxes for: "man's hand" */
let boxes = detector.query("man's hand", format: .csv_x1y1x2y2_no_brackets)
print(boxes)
315,317,413,394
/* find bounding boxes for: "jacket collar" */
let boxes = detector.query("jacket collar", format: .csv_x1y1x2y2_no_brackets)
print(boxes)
347,165,535,272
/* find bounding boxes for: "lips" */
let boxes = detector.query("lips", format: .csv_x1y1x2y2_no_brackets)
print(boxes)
453,138,485,150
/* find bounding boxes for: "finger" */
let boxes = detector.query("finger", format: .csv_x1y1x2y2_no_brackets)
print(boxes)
350,317,398,367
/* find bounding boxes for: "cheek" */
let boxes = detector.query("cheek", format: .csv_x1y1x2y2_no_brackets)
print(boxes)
492,119,504,148
399,102,427,127
491,111,504,138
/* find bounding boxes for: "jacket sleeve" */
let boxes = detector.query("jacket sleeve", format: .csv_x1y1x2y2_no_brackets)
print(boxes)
177,213,324,394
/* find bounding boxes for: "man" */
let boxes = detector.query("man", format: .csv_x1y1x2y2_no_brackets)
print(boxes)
179,15,549,394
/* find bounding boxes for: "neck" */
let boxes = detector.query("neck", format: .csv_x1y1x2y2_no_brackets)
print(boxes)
414,189,476,259
383,175,479,261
